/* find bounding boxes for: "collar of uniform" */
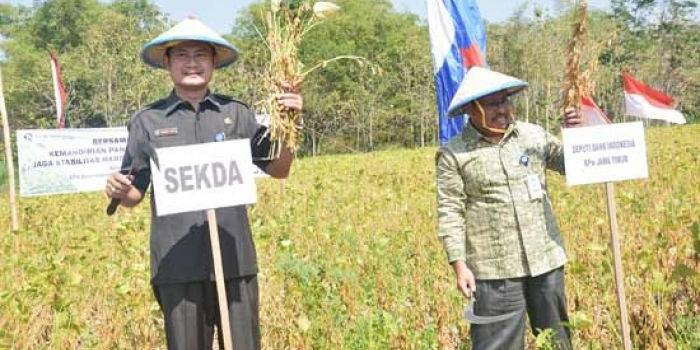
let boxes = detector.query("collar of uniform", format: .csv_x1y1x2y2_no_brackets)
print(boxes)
463,119,520,145
203,93,222,111
503,122,520,139
164,90,222,116
462,120,482,141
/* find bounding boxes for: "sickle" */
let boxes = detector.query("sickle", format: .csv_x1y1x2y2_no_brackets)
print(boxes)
463,297,523,324
106,141,160,216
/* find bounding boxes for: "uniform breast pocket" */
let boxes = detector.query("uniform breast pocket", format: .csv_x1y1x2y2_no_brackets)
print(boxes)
463,157,508,191
152,135,186,148
223,122,239,140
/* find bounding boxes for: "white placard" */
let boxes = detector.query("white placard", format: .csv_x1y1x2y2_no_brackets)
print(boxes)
563,122,648,186
151,139,257,216
17,128,127,196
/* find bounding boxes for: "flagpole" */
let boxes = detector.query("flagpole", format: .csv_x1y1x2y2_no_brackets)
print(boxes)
0,68,19,231
604,182,632,350
50,53,62,128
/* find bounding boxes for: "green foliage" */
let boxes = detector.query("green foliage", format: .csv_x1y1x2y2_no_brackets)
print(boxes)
535,328,558,350
0,160,6,190
0,0,697,154
691,221,700,259
565,311,593,331
0,0,169,130
672,314,700,349
221,0,435,154
29,0,101,52
488,1,699,128
109,0,167,32
0,3,28,37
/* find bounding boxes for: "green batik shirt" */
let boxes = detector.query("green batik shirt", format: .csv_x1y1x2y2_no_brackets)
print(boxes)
436,121,567,280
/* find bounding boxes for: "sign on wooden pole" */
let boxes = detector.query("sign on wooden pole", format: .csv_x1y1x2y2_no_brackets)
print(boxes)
151,139,258,350
0,68,19,231
562,122,648,186
150,139,257,216
563,122,647,350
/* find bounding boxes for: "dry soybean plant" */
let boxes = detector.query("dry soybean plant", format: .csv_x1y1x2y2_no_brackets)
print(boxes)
260,0,366,158
562,0,590,110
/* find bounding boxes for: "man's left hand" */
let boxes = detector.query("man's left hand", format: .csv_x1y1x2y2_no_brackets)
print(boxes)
563,107,583,128
277,82,303,112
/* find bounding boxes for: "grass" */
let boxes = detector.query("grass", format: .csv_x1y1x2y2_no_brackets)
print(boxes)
0,160,7,191
0,124,698,349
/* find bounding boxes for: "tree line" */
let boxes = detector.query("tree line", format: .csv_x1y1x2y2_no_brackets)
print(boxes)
0,0,697,156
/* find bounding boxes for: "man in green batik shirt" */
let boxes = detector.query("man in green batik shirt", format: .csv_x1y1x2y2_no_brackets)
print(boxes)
436,67,582,350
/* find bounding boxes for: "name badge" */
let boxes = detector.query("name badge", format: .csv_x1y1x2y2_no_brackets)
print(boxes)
155,128,178,137
519,154,529,166
526,174,543,200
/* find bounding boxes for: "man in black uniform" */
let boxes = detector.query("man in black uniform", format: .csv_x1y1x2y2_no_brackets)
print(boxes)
104,17,302,350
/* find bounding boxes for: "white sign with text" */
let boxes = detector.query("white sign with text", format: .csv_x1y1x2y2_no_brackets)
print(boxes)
562,122,648,186
151,139,257,216
17,128,128,196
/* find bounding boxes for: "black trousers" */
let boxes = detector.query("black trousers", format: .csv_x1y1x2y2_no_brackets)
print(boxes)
154,275,260,350
471,267,571,350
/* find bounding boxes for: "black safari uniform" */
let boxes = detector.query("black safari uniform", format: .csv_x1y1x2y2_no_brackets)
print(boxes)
121,91,270,350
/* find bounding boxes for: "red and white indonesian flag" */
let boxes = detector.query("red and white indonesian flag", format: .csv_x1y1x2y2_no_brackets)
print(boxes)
622,73,686,124
580,95,611,126
49,52,67,128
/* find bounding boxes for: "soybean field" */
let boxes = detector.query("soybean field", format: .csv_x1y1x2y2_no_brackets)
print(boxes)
0,125,698,349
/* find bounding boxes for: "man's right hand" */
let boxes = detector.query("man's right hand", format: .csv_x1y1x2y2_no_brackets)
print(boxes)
451,260,476,299
563,107,583,128
105,172,134,200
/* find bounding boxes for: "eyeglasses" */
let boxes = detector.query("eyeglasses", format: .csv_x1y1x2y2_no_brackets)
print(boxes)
480,95,512,110
168,51,214,64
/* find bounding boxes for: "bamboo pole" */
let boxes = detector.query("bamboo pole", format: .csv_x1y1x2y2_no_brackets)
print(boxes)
50,53,62,128
207,209,234,350
0,68,19,231
604,182,633,350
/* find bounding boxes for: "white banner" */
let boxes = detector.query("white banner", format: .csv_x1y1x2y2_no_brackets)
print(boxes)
17,128,127,196
151,139,257,216
563,122,648,186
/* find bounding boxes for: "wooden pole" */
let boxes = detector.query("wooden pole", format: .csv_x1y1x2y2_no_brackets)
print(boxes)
207,209,234,350
0,68,19,232
279,179,286,198
604,182,632,350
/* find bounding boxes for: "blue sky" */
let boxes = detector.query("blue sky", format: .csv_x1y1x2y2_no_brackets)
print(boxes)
7,0,614,34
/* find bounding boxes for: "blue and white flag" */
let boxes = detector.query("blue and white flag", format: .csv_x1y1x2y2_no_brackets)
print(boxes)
427,0,487,145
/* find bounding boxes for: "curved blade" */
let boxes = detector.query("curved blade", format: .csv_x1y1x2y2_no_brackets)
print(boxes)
463,297,523,324
105,141,159,216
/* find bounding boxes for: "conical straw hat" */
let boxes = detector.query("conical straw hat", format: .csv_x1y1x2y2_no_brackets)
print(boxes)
448,67,528,116
141,17,239,69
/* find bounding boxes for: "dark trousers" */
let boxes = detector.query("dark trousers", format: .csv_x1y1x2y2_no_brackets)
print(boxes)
154,275,260,350
471,267,571,350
